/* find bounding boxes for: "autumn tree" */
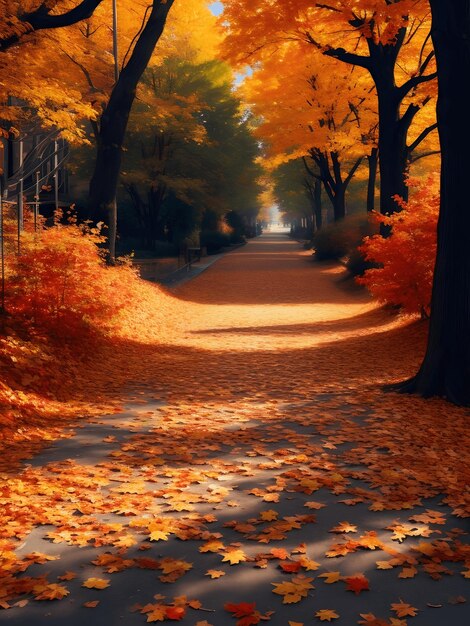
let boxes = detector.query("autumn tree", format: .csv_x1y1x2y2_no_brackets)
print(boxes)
87,0,176,260
222,0,438,218
122,56,262,250
0,2,106,144
51,0,220,259
242,45,374,221
398,0,470,405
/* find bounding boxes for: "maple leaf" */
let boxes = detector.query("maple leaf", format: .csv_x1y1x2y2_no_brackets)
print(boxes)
83,600,100,608
305,501,326,510
145,605,167,622
205,569,225,579
225,602,257,617
165,606,186,620
159,558,192,575
299,557,320,571
34,583,70,601
391,600,418,618
188,600,202,609
221,547,247,565
199,540,225,553
271,575,314,603
358,531,384,550
82,577,110,589
344,574,369,595
318,571,342,584
279,561,302,573
409,509,446,525
270,548,289,560
149,529,171,541
315,609,339,621
330,521,357,533
260,510,278,521
398,566,417,578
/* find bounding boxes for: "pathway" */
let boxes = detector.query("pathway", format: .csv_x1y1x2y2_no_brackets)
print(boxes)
1,234,469,626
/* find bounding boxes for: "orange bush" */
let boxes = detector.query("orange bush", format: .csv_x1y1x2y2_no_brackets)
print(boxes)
358,176,439,318
0,208,182,439
4,211,139,338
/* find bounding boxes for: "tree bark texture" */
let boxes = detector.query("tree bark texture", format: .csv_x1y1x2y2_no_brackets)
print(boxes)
398,0,470,406
367,147,378,213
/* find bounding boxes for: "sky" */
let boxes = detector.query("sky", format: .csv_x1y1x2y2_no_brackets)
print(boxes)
210,2,224,16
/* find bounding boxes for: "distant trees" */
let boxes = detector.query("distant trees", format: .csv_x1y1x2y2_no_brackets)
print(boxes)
223,0,439,219
122,57,261,250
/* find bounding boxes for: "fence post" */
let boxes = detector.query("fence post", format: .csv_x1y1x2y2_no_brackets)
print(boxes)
17,138,24,253
0,181,4,313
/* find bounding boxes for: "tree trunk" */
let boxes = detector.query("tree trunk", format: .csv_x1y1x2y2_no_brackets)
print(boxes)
88,0,175,260
332,186,346,221
314,180,322,229
376,85,409,216
367,147,378,212
397,0,470,406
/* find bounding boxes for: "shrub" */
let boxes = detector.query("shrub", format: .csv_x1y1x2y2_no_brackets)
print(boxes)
345,247,379,277
4,210,141,338
225,210,246,244
358,176,439,317
313,214,376,262
200,230,231,254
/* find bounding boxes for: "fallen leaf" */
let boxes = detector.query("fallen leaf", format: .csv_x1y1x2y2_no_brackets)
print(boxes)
82,578,110,590
315,609,339,621
391,600,418,618
344,574,369,595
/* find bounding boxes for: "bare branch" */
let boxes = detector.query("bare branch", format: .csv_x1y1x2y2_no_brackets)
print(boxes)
1,0,105,51
409,149,441,164
408,122,438,154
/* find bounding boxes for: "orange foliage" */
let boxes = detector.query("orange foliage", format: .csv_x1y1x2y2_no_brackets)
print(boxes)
358,177,439,317
4,211,138,337
0,209,183,440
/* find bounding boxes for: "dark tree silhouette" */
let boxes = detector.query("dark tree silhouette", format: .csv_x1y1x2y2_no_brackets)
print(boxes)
0,0,105,51
398,0,470,405
88,0,176,260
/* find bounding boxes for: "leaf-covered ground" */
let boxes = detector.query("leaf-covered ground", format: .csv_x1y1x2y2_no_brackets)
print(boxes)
1,234,469,625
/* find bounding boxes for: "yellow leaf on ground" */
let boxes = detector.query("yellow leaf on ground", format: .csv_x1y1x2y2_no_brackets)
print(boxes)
318,572,342,584
315,609,340,621
205,569,225,579
221,547,247,565
82,578,110,590
391,600,418,618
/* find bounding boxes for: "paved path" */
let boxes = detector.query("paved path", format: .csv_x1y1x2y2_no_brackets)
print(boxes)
1,234,469,626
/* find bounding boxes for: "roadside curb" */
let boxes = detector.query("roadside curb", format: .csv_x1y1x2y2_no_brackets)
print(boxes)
158,242,246,290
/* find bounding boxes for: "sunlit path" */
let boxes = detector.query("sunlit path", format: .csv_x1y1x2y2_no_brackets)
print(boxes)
1,235,469,626
174,233,391,352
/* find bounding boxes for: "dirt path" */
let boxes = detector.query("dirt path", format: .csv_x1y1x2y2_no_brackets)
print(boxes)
1,234,469,625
